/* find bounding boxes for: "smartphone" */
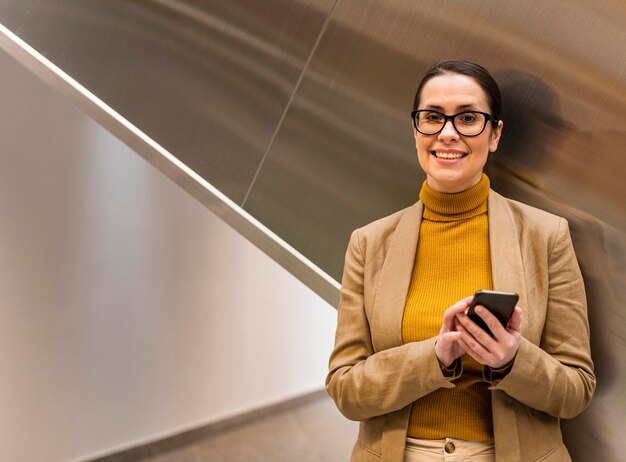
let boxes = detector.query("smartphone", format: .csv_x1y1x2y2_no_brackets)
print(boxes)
467,290,519,337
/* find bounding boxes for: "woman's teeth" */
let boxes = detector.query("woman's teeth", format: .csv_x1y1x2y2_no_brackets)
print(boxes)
433,151,465,159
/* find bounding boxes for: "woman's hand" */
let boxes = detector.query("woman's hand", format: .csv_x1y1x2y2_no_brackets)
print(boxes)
455,305,522,368
435,297,473,367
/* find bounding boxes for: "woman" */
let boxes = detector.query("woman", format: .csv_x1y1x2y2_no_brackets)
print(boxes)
326,60,595,462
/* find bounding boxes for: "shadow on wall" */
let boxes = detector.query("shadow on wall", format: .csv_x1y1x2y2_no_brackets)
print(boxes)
486,69,626,461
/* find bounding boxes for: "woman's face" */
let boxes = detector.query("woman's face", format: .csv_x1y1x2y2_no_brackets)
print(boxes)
413,73,503,193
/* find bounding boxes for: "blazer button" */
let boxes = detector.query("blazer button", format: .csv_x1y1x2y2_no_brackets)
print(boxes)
444,441,456,454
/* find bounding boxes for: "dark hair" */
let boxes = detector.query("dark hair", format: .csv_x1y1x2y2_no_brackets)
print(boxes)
412,60,502,123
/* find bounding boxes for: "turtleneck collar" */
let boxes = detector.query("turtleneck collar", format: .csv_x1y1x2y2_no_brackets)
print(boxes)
419,174,490,222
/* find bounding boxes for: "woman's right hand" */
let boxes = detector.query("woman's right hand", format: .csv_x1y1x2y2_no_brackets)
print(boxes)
435,297,473,367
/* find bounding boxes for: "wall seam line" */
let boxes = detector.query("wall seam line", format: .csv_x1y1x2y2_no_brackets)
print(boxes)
240,0,340,208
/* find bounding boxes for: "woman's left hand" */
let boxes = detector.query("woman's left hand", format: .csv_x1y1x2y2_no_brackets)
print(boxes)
455,306,522,369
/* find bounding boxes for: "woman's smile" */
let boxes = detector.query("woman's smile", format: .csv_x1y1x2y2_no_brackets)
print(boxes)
431,149,468,161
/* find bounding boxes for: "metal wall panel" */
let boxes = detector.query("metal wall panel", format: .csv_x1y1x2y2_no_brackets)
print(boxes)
0,0,335,202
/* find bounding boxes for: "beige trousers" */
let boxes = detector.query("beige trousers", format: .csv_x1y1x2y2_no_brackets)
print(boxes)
404,437,495,462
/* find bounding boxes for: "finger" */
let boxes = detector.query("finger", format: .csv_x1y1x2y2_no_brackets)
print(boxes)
507,306,522,332
436,332,462,358
460,317,522,367
435,332,463,366
456,336,485,364
446,298,473,316
456,321,493,357
474,305,509,340
441,298,472,330
438,331,462,347
456,311,495,348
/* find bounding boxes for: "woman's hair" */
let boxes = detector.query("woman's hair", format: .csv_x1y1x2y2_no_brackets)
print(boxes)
412,60,502,122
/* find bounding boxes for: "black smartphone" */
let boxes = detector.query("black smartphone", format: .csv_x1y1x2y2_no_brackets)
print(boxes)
467,290,519,337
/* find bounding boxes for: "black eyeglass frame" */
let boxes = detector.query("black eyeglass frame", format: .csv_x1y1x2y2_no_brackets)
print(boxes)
411,110,498,137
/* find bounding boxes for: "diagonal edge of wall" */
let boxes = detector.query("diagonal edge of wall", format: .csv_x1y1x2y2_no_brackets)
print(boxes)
0,22,340,308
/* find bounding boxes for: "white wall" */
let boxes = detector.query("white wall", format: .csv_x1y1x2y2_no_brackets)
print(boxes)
0,49,338,462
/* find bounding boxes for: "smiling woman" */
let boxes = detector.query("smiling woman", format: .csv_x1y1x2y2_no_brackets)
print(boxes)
326,60,595,462
412,69,502,194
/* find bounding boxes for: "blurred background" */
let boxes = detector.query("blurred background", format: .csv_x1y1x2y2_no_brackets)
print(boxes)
0,1,624,461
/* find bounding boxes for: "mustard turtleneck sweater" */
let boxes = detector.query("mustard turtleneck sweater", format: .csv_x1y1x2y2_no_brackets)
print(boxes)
402,174,493,441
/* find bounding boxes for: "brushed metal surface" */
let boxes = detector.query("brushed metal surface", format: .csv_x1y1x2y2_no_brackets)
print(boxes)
0,0,335,203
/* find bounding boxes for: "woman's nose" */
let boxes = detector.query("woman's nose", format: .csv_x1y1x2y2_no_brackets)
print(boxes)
438,119,460,140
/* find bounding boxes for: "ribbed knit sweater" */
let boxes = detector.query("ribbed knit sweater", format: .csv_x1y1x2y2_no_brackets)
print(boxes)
402,174,493,440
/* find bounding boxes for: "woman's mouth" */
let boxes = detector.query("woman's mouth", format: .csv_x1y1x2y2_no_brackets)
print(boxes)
432,150,467,160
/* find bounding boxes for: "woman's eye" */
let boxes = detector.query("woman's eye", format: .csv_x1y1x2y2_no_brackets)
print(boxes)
458,113,478,123
425,113,443,122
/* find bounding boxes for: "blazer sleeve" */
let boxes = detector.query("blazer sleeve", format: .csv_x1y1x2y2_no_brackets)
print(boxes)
489,218,596,418
325,229,455,422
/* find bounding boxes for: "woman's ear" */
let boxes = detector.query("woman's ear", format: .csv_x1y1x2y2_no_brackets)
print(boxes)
489,120,504,153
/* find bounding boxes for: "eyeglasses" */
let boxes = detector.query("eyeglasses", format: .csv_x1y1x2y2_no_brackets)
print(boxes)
411,110,497,137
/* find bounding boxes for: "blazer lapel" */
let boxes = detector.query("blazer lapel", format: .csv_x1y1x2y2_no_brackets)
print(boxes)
371,201,423,352
488,190,529,330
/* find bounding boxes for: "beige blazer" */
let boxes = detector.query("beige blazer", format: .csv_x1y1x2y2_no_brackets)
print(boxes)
326,190,595,462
